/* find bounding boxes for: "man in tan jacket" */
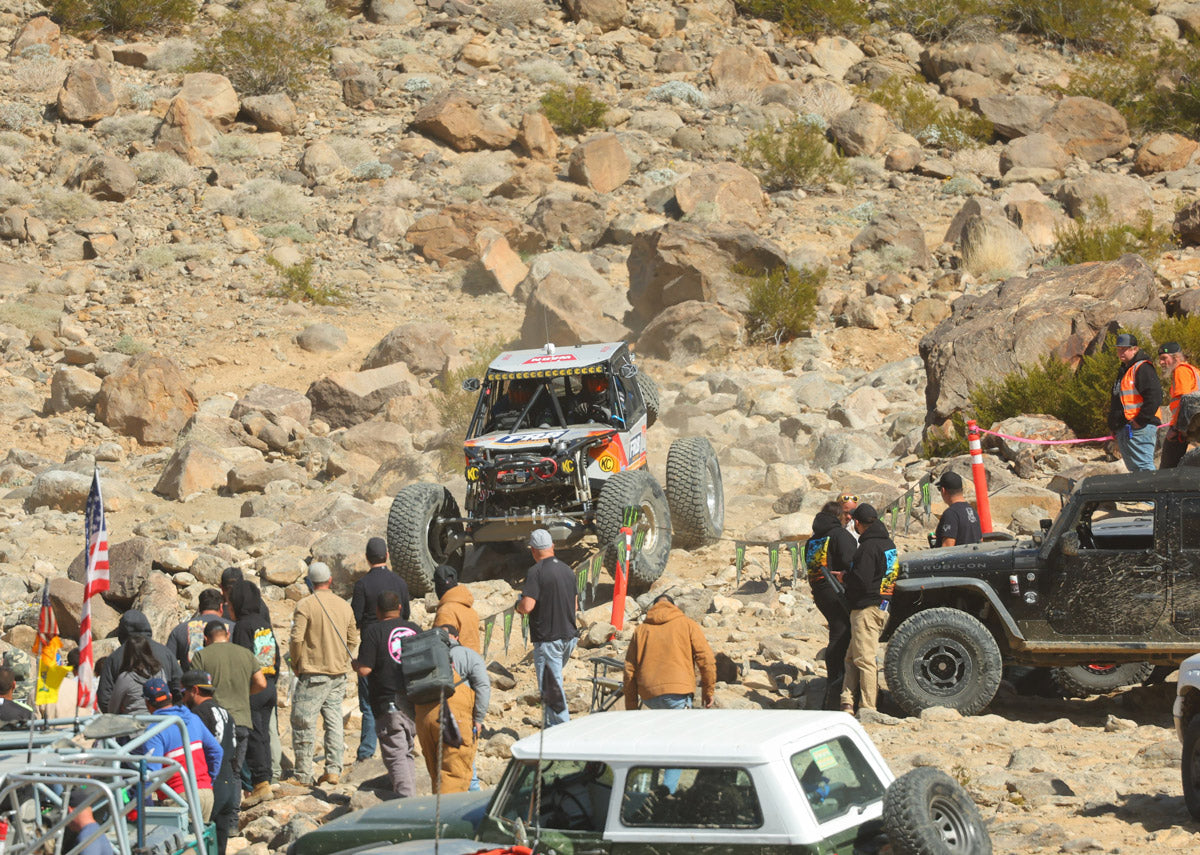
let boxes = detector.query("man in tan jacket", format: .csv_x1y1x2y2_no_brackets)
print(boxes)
287,562,359,787
433,565,481,652
624,594,716,710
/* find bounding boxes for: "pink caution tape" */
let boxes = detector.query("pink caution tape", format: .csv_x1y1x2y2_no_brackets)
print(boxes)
976,426,1113,445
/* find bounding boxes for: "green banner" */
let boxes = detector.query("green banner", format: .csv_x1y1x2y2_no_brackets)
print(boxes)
590,552,603,603
768,544,779,586
503,609,514,656
788,542,799,576
520,613,529,646
634,529,646,552
483,616,495,658
890,505,898,530
734,542,745,586
623,505,639,527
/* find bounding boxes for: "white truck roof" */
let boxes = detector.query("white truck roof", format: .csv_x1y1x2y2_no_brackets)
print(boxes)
487,342,626,375
510,710,857,765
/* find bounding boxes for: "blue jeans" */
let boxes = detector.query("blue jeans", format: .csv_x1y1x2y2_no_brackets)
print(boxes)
533,637,577,727
1117,423,1157,472
642,694,693,710
356,674,376,761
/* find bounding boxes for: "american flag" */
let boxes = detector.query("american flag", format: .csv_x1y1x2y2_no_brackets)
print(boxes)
76,468,110,711
33,580,58,657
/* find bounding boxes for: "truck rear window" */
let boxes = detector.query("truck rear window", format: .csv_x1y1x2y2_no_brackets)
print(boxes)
620,766,763,828
792,737,886,824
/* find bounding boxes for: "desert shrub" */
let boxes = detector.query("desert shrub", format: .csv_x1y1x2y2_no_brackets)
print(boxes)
327,136,373,168
517,59,570,86
112,333,149,355
483,0,545,28
863,77,992,150
434,341,506,467
259,223,316,242
734,0,867,38
1151,316,1200,364
879,0,992,43
856,245,915,274
458,152,512,186
540,85,608,135
36,188,99,222
57,132,96,154
351,161,394,181
213,134,260,162
13,50,65,93
132,246,176,275
0,103,42,131
217,179,310,223
0,147,18,168
648,81,707,107
49,0,197,34
266,256,344,304
997,0,1145,53
1068,38,1200,137
740,118,845,190
95,114,159,145
191,1,342,96
0,298,61,335
0,179,28,207
1052,211,1175,266
708,81,766,110
742,265,823,343
131,151,194,186
921,413,969,459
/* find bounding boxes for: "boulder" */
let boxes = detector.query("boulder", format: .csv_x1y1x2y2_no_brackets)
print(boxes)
227,460,309,493
974,94,1053,140
626,222,788,326
342,72,379,108
299,141,345,184
0,208,48,243
361,323,455,375
635,301,744,363
710,44,778,91
154,96,217,165
998,133,1068,180
938,69,997,107
920,255,1165,421
920,42,1015,82
25,469,133,513
518,252,631,346
529,196,608,252
850,210,930,268
67,537,160,606
1006,198,1068,249
178,72,239,129
806,36,864,81
959,214,1034,277
56,61,117,123
1036,97,1131,162
49,576,118,640
472,229,529,295
295,324,346,354
231,384,312,425
9,16,60,58
405,203,535,267
1133,133,1199,175
517,112,558,160
943,197,1004,246
46,366,102,413
1056,174,1153,225
830,102,891,156
366,0,421,25
215,518,282,552
567,134,630,194
111,43,159,68
95,354,198,445
411,92,517,152
563,0,626,31
240,94,300,135
673,163,766,227
153,442,233,500
349,206,413,246
69,154,137,202
306,363,422,429
1176,199,1200,246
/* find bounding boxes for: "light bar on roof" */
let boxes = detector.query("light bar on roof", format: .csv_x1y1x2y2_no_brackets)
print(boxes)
485,365,608,381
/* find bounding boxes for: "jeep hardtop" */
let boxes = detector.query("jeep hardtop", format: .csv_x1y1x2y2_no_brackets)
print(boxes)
884,468,1200,717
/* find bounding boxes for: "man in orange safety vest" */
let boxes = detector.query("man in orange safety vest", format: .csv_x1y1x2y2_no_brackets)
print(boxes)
1158,341,1199,468
1107,333,1162,473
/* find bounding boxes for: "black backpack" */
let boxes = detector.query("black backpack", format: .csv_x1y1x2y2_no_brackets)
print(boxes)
401,627,457,704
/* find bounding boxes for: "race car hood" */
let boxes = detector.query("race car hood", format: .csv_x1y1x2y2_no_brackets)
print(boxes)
465,426,614,452
898,540,1037,580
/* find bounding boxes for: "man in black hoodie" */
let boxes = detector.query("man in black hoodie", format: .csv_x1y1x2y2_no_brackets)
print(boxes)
1108,332,1162,472
839,504,899,715
807,501,856,710
96,610,183,709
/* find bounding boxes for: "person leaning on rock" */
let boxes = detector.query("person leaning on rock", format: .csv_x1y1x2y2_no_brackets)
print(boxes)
1108,333,1162,473
840,504,899,716
934,471,981,548
623,594,715,710
432,565,481,653
1158,341,1199,468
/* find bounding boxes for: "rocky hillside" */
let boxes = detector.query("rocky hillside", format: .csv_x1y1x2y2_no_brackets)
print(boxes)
2,0,1200,851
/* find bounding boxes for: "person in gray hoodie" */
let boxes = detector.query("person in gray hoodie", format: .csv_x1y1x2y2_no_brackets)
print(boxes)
96,610,183,709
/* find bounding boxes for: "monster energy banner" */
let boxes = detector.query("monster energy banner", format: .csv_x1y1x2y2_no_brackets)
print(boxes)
732,541,801,588
877,474,934,534
481,607,530,659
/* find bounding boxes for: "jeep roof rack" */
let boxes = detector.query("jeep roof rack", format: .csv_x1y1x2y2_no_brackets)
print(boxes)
486,342,628,375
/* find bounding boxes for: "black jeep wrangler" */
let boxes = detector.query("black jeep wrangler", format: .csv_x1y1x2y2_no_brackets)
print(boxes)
882,469,1200,717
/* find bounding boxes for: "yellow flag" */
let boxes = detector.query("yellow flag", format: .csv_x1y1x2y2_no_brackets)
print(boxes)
35,639,68,705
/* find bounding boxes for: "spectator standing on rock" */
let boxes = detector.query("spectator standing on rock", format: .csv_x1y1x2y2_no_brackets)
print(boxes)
433,565,480,653
516,529,578,727
192,622,266,803
1159,341,1199,468
622,593,715,710
107,636,165,715
807,501,856,710
413,625,490,794
1108,333,1162,472
934,472,982,548
228,580,280,807
840,504,899,716
183,670,239,855
97,610,182,709
352,536,410,762
167,589,234,673
288,562,359,788
356,591,421,797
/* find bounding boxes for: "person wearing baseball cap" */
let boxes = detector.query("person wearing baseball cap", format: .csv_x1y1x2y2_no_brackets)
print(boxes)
183,671,239,855
134,676,222,824
839,504,899,716
1158,341,1199,468
934,471,981,548
516,529,578,727
1108,332,1162,472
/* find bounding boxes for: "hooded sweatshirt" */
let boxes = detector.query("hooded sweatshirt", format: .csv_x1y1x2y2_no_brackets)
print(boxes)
229,582,280,709
623,600,716,708
433,585,481,653
844,520,899,611
96,611,182,710
806,511,858,588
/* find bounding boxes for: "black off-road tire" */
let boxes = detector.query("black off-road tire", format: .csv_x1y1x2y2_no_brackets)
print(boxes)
1050,662,1154,698
594,470,672,592
636,371,660,427
883,767,992,855
666,436,724,550
884,608,1003,717
1183,715,1200,821
387,483,464,598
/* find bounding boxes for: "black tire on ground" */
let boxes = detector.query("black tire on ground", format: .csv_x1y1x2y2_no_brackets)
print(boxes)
883,767,992,855
386,483,464,598
665,436,724,550
1050,661,1155,698
883,608,1003,717
1183,715,1200,821
594,470,672,592
636,371,660,427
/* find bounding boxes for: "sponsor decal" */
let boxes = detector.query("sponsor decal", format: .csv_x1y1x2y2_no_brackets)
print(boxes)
523,354,578,364
493,430,569,444
598,455,616,472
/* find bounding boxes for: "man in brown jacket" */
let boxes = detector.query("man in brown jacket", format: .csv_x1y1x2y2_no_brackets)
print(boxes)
432,565,481,653
623,594,716,710
287,562,359,787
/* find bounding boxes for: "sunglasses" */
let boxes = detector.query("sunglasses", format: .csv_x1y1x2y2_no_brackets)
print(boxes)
839,494,858,504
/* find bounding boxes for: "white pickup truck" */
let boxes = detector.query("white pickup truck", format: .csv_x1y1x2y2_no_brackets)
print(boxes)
293,709,991,855
1174,652,1200,820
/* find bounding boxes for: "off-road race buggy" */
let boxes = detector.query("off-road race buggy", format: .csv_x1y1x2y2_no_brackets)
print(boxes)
387,342,725,596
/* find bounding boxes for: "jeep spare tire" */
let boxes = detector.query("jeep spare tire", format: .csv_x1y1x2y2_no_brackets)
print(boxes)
884,608,1002,717
595,469,672,591
666,436,724,549
636,371,660,427
883,767,992,855
387,483,464,597
1050,661,1154,698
